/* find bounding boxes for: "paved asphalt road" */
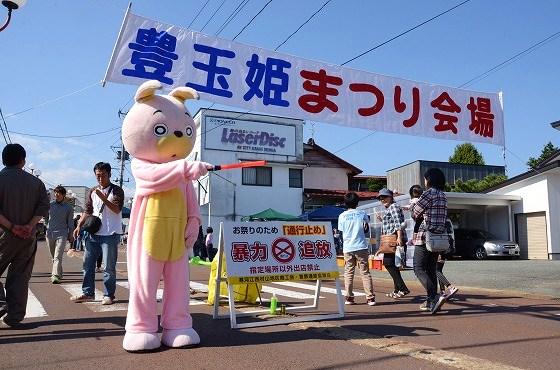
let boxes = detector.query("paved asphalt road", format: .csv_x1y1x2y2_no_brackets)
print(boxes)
1,242,560,370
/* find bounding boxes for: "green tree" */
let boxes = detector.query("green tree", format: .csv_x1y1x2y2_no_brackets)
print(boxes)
527,142,559,170
366,178,385,192
449,173,507,193
449,143,485,165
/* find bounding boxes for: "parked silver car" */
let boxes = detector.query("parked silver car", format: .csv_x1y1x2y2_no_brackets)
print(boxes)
453,229,521,259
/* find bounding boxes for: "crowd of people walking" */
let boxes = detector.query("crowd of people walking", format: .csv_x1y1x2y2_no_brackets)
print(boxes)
339,167,458,314
0,142,460,328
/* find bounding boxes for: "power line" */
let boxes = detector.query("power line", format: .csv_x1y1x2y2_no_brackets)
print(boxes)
274,0,333,51
333,131,377,154
8,126,120,139
459,29,560,88
233,0,273,41
3,81,101,120
340,0,471,66
0,108,10,144
188,0,211,28
215,0,250,36
200,0,227,32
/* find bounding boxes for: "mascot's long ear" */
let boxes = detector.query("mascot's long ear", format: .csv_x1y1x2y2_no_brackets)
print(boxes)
169,87,200,103
135,80,162,102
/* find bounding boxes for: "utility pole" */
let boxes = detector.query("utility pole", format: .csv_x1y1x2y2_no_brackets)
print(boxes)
118,142,127,188
114,109,130,187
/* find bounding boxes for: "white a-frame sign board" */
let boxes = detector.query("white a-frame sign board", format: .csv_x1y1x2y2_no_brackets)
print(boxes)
212,221,344,329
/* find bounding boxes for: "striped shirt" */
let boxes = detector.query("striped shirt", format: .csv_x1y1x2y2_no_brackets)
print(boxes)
410,188,447,245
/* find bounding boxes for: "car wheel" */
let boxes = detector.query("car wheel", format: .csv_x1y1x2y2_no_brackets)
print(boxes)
474,246,487,260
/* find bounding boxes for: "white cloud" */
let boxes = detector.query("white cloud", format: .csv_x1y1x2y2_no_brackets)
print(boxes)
41,167,92,187
11,134,70,161
63,138,95,149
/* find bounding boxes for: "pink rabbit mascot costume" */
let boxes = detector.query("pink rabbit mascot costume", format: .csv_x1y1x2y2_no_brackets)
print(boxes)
121,80,212,352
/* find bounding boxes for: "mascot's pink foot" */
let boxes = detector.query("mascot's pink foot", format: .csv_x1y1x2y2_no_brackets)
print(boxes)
161,328,200,348
123,332,161,352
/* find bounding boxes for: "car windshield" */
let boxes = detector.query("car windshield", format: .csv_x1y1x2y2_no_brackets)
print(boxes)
474,230,496,239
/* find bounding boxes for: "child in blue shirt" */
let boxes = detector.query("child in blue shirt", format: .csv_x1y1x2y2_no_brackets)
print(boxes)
337,192,376,306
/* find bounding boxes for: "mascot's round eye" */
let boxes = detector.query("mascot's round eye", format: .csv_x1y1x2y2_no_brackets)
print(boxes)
185,126,193,137
153,124,168,137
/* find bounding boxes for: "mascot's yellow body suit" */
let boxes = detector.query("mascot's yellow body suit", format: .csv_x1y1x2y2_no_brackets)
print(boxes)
121,80,211,352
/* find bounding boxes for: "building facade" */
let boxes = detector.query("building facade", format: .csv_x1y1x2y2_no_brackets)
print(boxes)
487,160,560,260
387,160,505,194
192,109,305,232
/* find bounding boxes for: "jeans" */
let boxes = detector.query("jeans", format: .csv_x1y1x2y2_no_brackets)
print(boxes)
383,253,409,293
436,260,451,292
82,233,120,298
413,244,439,302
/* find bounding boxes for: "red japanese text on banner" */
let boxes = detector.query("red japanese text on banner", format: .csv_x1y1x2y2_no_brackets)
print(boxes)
105,12,505,146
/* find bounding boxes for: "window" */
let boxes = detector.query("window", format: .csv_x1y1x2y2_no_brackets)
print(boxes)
242,167,272,186
289,168,302,188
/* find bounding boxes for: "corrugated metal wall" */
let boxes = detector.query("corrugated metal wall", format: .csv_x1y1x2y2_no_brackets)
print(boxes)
387,161,505,193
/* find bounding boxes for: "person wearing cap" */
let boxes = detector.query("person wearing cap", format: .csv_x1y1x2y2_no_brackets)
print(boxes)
376,188,410,299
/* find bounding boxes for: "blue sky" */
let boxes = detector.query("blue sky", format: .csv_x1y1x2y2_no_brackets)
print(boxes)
1,0,559,194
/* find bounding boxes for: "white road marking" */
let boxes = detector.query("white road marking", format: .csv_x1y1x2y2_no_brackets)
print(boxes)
273,280,364,297
116,281,206,306
25,289,48,318
190,281,209,292
61,284,128,312
192,281,321,300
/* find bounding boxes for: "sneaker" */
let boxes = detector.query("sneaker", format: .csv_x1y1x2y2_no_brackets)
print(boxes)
397,290,410,298
344,296,356,305
95,267,103,273
0,305,7,319
51,276,60,284
430,295,447,314
70,294,94,303
367,297,376,306
386,291,400,299
101,296,114,305
445,286,459,299
1,316,21,328
419,301,430,312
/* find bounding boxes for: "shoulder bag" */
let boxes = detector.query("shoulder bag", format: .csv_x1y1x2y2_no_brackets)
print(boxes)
378,234,397,254
425,230,450,253
82,186,113,234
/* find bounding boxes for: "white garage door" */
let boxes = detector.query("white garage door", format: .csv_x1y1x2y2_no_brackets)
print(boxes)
516,212,548,260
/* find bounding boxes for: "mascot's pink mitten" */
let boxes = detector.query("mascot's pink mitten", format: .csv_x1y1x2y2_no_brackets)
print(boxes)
121,80,212,352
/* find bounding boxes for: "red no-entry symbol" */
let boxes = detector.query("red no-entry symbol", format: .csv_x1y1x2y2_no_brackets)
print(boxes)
271,237,295,263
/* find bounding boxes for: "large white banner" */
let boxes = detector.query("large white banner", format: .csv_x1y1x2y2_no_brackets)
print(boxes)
221,221,339,284
105,11,505,146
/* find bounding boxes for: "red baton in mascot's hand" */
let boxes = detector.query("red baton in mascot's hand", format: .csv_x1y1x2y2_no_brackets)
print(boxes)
210,160,267,171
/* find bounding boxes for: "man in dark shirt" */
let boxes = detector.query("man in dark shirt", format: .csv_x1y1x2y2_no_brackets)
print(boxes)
0,144,49,327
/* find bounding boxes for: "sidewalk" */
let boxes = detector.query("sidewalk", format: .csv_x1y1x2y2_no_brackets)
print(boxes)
366,260,560,299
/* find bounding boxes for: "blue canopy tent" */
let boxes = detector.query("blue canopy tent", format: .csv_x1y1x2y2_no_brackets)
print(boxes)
299,205,346,227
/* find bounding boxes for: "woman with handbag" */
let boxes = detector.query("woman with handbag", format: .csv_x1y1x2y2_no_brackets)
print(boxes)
376,188,409,299
410,168,448,314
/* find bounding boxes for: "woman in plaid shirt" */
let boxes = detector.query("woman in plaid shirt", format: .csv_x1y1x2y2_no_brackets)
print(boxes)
377,188,409,299
410,168,448,314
